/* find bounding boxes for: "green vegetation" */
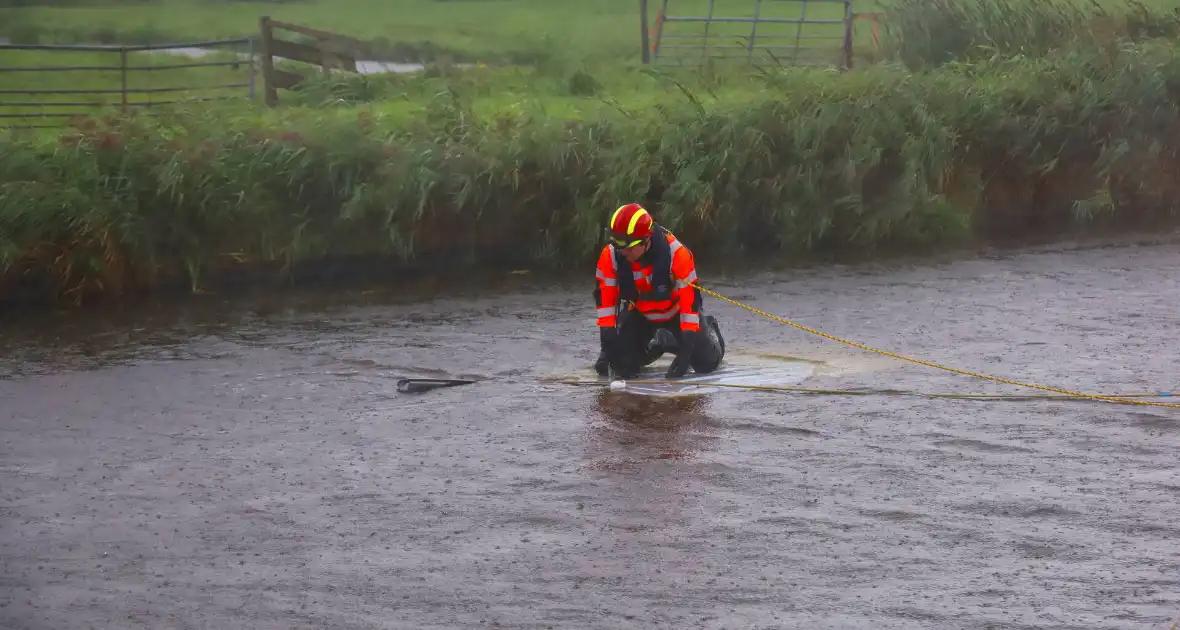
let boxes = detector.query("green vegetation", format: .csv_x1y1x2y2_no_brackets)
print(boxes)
4,0,1180,307
6,40,1180,305
879,0,1180,68
5,0,1178,66
1,0,863,65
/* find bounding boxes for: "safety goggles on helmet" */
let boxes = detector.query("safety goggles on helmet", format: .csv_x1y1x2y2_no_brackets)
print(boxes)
605,229,646,249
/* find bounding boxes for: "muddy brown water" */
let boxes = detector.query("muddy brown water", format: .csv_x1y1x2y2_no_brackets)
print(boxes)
2,239,1179,630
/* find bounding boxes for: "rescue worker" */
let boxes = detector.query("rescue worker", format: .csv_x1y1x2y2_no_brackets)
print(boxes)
592,203,725,380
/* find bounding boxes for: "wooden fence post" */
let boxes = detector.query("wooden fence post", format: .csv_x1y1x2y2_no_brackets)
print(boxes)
258,15,278,107
254,18,361,105
640,0,650,65
247,36,257,100
120,47,128,110
842,0,854,70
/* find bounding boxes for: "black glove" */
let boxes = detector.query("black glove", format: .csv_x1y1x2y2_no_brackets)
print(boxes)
595,327,618,376
665,329,697,378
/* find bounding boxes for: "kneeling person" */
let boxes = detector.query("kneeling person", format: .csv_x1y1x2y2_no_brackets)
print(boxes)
592,203,726,379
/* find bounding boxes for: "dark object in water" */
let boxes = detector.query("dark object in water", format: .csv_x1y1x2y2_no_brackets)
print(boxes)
397,378,478,393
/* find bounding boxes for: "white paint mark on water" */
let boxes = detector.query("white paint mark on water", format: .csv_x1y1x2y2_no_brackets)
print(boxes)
552,353,818,398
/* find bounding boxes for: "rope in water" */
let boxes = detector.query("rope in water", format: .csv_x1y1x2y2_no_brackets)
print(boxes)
595,284,1180,409
555,378,1177,402
693,284,1180,409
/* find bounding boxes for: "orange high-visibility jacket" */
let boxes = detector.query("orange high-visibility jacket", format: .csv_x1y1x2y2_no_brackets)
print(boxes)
595,230,701,333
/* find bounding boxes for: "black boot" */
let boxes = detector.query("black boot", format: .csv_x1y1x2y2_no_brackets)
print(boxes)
646,327,679,355
596,327,617,376
706,314,725,356
665,330,697,378
690,316,725,374
595,350,610,376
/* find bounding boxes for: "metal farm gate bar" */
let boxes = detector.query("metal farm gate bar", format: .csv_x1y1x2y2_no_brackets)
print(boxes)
0,38,257,130
648,0,855,69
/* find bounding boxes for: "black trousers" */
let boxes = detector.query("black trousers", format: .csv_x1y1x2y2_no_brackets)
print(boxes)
611,304,726,378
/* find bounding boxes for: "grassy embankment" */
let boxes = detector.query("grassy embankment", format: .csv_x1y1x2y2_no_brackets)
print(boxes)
4,0,1180,307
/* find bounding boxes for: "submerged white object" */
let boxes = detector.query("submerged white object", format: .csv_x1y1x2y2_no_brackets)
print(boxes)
598,356,816,398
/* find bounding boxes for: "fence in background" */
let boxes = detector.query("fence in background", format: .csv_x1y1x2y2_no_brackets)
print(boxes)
256,16,364,106
0,38,255,129
647,0,856,70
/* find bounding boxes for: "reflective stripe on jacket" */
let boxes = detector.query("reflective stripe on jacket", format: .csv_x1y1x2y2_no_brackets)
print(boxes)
594,231,701,332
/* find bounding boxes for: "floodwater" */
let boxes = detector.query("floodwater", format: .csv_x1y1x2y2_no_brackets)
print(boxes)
2,238,1180,630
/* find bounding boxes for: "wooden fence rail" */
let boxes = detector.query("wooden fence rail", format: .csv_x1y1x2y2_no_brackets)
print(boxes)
257,16,364,106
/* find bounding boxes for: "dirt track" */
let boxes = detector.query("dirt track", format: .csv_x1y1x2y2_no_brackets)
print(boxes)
2,240,1179,629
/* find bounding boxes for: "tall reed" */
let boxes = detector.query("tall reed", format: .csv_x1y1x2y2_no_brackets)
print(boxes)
4,39,1180,306
877,0,1180,69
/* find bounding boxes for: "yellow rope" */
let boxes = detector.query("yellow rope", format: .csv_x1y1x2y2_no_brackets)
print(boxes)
554,378,1174,402
694,285,1180,410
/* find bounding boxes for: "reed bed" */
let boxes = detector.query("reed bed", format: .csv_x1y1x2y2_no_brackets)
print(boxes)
5,0,1180,306
4,37,1180,306
877,0,1180,68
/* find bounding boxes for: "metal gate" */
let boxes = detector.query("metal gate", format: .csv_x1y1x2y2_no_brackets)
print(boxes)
649,0,855,69
0,38,256,130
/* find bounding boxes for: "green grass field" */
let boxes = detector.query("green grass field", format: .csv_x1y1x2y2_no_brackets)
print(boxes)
4,0,1176,69
0,0,882,128
2,0,882,65
7,0,1176,128
0,47,776,133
